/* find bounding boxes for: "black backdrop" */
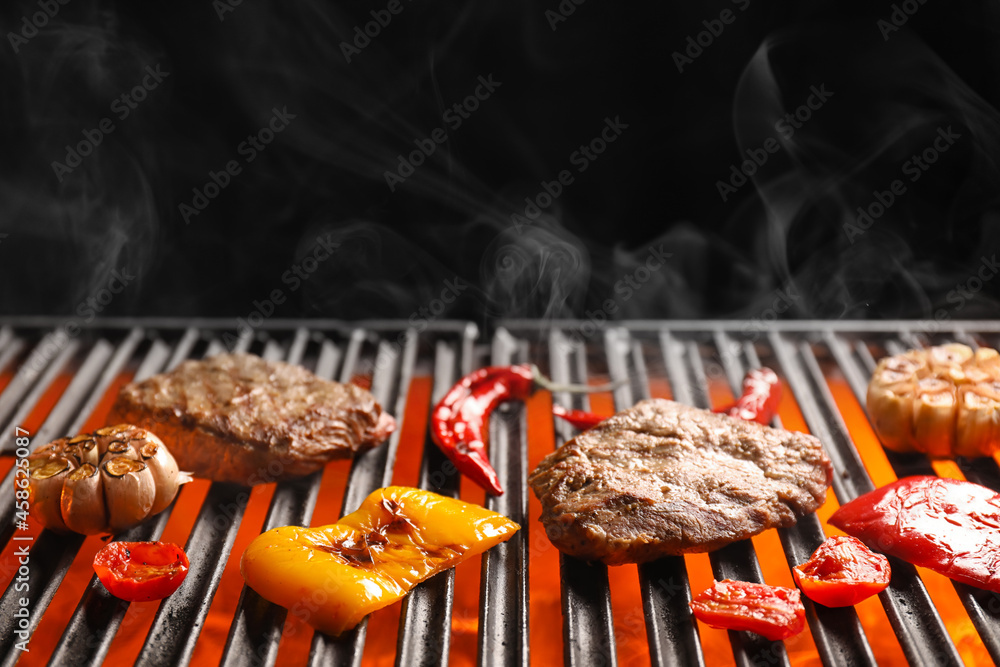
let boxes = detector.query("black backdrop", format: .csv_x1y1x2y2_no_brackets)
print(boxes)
3,0,1000,327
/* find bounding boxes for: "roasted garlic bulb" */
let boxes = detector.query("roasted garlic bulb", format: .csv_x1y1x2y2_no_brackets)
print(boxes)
867,344,1000,458
26,425,192,534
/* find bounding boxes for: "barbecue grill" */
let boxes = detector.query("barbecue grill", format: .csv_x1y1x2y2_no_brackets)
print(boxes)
1,317,999,666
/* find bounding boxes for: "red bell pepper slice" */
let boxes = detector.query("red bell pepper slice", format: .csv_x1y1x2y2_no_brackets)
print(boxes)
829,475,1000,594
690,579,805,641
793,535,891,607
93,541,189,601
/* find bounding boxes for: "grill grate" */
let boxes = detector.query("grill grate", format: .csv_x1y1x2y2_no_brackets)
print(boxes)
1,319,999,666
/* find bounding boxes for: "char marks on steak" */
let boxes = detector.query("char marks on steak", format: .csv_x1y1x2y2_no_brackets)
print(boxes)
529,399,831,565
109,353,395,484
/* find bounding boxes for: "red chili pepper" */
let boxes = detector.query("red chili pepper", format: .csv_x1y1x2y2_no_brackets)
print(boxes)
432,365,620,495
714,367,782,425
689,579,805,641
93,541,189,601
829,475,1000,594
554,369,782,431
792,536,891,607
552,404,608,430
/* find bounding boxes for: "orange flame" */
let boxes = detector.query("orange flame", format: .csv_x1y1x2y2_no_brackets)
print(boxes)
2,370,994,665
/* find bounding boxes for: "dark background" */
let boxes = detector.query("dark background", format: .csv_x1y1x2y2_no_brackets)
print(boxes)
2,0,1000,327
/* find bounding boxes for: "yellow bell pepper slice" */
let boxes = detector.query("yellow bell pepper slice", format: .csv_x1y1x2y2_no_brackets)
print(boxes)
240,485,519,635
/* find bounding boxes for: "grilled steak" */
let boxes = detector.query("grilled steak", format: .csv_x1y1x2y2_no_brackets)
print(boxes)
529,399,831,565
108,353,395,485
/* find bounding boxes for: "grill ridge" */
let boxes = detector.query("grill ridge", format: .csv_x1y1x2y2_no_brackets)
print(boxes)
606,328,706,667
549,329,617,667
771,332,962,667
393,332,471,667
307,329,417,667
0,320,995,666
830,332,1000,664
718,331,876,667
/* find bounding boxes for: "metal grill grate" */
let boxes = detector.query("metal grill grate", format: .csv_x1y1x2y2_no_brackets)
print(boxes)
1,318,1000,666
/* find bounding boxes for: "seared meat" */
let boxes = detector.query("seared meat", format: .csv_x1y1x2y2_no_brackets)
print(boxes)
529,399,831,565
108,353,395,485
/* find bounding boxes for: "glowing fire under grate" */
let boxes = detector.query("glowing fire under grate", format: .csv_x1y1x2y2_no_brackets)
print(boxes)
0,318,999,667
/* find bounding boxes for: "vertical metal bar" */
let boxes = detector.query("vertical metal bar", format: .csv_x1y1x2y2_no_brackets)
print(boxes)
221,329,331,667
46,337,180,667
308,329,419,667
714,330,876,667
287,327,310,365
50,329,145,441
0,330,145,665
832,335,939,486
128,339,174,388
827,330,1000,664
0,333,128,540
0,337,81,446
49,331,206,667
549,329,617,667
661,332,791,667
937,331,1000,664
0,338,107,547
340,334,415,512
604,328,704,667
0,333,70,434
477,327,530,667
165,328,200,371
28,339,116,448
136,338,289,667
770,331,961,667
0,336,26,385
380,332,419,489
395,326,477,667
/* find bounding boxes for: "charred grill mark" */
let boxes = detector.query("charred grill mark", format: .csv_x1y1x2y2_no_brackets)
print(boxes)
317,499,456,568
380,497,418,534
366,531,389,546
107,440,131,454
316,536,376,566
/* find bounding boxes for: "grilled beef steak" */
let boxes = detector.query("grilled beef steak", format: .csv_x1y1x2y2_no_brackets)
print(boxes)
529,399,831,565
108,353,395,485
